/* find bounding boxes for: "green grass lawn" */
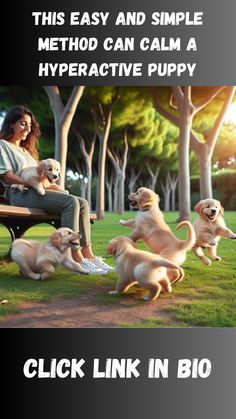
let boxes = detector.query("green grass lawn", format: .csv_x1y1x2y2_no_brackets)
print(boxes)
0,211,236,327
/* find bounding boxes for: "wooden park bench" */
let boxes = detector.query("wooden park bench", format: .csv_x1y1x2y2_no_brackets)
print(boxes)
0,185,97,258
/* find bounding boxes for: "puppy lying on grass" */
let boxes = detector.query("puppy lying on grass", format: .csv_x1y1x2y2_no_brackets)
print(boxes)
11,227,89,280
12,158,65,195
107,236,184,302
193,198,236,265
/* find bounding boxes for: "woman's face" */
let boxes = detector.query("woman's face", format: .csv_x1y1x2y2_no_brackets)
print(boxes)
10,113,32,141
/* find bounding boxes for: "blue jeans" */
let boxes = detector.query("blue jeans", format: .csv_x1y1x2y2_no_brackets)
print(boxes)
8,188,91,247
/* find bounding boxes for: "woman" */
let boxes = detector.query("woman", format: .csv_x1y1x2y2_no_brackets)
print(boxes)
0,105,114,274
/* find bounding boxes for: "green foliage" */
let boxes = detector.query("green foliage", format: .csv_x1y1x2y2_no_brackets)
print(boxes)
191,170,236,209
213,122,236,167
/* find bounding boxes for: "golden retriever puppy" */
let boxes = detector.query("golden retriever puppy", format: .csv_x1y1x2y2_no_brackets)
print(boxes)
192,198,236,265
13,158,65,195
11,227,89,280
120,187,196,281
107,236,184,301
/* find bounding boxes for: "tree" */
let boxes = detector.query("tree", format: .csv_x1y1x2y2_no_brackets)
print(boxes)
150,86,230,220
89,87,119,219
44,86,85,187
107,130,129,213
213,122,236,168
73,131,96,210
191,87,236,197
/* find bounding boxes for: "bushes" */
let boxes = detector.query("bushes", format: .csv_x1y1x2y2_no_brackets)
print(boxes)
191,170,236,209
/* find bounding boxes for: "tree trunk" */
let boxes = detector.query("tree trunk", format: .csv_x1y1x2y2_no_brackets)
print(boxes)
117,173,126,213
74,132,96,210
197,145,212,198
96,134,108,219
174,87,193,221
128,167,141,194
167,172,178,211
113,177,119,212
171,180,178,211
171,188,176,211
80,180,87,199
44,86,85,187
105,175,113,212
91,95,118,219
178,111,193,219
86,167,93,209
145,160,161,191
107,132,128,214
160,176,171,211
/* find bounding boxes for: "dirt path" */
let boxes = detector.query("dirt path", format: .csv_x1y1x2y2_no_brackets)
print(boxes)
0,291,182,328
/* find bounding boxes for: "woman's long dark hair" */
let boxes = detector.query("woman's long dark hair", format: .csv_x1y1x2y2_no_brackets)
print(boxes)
0,105,41,160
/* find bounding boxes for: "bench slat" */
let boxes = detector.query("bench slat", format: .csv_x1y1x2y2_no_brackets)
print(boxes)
0,205,97,221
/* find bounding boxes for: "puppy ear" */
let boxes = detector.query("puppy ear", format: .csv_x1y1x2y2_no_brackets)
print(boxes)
194,201,204,214
220,205,224,215
49,232,62,247
37,160,47,177
106,240,117,256
139,192,151,210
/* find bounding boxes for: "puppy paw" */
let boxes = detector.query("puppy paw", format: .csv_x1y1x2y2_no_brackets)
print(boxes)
119,219,125,225
214,256,221,262
202,257,211,266
109,290,119,295
166,285,172,294
209,240,216,246
230,234,236,240
32,273,42,281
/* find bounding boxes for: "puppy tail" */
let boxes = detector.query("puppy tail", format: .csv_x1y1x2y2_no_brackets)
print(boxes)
152,259,185,283
176,221,196,251
152,258,180,270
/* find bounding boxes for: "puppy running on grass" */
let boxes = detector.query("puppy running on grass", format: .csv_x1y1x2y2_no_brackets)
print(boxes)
193,198,236,265
107,236,184,302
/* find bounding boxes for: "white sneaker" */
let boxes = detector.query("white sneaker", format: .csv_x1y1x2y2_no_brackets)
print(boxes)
80,258,107,275
92,256,115,272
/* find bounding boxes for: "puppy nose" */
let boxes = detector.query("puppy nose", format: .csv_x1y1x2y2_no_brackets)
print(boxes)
211,209,217,213
53,175,58,179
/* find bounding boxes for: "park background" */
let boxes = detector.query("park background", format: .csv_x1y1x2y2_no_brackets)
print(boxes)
1,86,236,219
0,85,236,327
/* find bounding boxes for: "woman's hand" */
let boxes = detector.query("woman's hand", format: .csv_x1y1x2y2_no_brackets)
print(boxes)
2,171,28,187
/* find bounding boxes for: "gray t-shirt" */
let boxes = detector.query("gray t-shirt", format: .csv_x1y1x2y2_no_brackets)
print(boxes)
0,139,37,195
0,139,37,177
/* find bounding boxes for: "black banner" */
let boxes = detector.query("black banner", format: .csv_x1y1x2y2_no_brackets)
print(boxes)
0,0,236,85
2,329,236,419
